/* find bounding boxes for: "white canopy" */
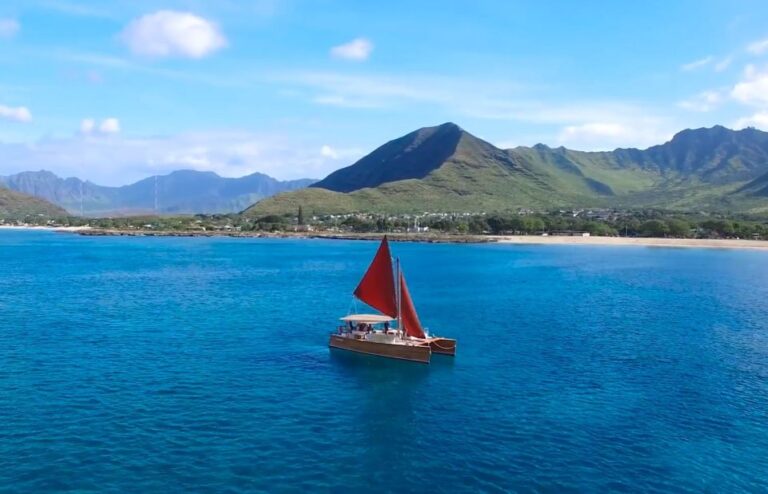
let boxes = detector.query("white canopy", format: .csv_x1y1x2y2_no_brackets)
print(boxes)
340,314,395,323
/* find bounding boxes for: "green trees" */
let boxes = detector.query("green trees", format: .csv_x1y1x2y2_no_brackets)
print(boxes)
583,221,617,236
255,214,288,231
639,220,669,237
701,219,735,237
46,207,767,240
484,215,550,234
666,219,691,238
467,216,489,234
342,216,376,232
486,215,514,234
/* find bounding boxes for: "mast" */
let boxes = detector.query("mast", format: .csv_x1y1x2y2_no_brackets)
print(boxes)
395,257,402,331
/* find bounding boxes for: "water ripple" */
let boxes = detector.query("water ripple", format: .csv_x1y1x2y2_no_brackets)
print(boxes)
1,232,768,492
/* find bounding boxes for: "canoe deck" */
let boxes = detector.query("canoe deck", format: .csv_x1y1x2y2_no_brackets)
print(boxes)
329,334,432,363
424,337,457,356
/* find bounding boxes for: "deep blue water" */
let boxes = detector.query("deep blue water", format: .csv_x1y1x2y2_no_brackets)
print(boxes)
2,230,768,493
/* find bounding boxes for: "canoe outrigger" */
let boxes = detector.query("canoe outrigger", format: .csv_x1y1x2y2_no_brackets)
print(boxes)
329,236,457,363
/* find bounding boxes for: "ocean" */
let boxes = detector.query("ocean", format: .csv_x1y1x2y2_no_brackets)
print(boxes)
1,230,767,492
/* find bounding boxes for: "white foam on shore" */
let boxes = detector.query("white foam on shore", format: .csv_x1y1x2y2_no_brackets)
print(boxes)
0,225,92,232
492,235,768,250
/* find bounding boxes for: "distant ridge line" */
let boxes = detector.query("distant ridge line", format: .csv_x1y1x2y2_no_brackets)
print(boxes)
0,169,317,216
246,122,768,215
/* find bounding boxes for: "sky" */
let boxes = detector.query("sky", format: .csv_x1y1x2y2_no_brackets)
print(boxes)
2,0,768,185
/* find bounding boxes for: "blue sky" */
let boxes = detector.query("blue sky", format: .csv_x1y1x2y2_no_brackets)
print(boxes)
2,0,768,185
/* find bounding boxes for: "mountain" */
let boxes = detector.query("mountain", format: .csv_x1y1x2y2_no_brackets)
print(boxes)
245,123,768,216
313,123,465,192
738,170,768,197
0,187,68,219
0,170,315,216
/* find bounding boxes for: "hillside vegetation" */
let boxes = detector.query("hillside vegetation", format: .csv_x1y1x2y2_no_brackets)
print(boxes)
0,187,68,219
246,123,768,216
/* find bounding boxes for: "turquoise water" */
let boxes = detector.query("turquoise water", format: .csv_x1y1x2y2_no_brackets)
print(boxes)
2,230,768,492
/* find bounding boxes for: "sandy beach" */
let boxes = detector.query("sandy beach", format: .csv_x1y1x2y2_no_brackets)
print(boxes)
0,225,92,232
4,226,767,249
493,235,768,250
67,229,768,249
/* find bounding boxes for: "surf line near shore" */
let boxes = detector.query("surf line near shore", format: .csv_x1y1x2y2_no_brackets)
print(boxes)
55,228,768,250
0,225,92,232
494,235,768,250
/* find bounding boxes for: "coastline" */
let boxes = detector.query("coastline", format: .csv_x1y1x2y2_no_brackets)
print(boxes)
74,229,491,243
4,225,767,249
0,225,92,232
492,235,768,250
67,228,768,250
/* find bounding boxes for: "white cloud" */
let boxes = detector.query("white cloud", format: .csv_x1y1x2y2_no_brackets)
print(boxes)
80,118,95,134
747,38,768,55
714,57,732,72
557,122,672,150
0,131,340,185
681,55,732,73
99,117,120,134
731,64,768,106
678,90,723,112
278,70,665,126
278,70,504,110
330,38,373,61
80,117,120,135
0,18,19,38
734,111,768,130
681,56,713,71
320,144,363,162
120,11,227,59
561,122,627,139
320,144,338,159
276,69,674,149
58,50,243,88
312,94,384,109
0,105,32,123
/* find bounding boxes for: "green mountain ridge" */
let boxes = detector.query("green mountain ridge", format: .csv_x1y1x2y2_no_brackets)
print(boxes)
0,186,68,219
0,170,316,216
246,123,768,216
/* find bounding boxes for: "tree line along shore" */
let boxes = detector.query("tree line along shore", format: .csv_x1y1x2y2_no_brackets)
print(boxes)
3,208,768,242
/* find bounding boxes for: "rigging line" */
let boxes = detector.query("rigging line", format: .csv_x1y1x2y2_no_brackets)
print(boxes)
347,297,359,316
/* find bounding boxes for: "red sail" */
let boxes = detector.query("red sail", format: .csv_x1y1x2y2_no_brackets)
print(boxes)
353,237,398,318
399,270,426,339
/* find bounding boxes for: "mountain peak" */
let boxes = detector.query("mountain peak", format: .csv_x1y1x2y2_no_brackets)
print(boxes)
435,121,462,131
669,125,733,143
166,169,220,178
311,122,471,193
1,168,315,216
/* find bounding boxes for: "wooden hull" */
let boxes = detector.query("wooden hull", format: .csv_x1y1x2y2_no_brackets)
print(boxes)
329,334,431,363
426,337,457,356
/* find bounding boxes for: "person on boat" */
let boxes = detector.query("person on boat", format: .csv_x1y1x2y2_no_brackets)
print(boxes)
384,321,390,333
